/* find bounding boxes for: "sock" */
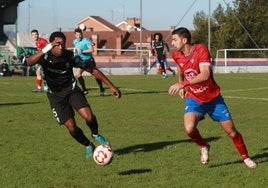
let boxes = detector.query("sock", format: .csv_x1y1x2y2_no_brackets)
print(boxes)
78,76,86,91
159,61,166,73
36,79,42,89
187,129,207,147
167,67,173,72
86,115,99,135
231,132,249,160
95,79,104,91
69,127,90,146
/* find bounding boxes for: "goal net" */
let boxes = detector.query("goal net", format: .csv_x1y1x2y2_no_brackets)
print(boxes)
214,48,268,73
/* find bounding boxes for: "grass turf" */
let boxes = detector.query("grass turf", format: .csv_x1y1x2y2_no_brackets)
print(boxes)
0,73,267,188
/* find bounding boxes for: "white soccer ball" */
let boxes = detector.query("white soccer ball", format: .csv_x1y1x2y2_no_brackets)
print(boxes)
93,144,114,166
79,24,86,31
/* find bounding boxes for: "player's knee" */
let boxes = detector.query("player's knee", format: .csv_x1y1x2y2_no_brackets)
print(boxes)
65,123,76,133
69,126,83,137
184,125,195,135
85,114,96,124
228,130,239,139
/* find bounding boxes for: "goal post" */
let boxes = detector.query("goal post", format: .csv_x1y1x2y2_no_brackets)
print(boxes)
214,48,268,73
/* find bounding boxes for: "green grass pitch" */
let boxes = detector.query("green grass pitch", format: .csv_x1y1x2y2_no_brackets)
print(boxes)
0,73,267,187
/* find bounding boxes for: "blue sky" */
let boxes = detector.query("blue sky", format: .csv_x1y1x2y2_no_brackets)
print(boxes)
16,0,233,35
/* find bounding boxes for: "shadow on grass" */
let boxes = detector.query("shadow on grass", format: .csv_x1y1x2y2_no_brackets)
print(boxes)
116,137,220,176
118,169,152,176
85,87,167,98
121,90,168,96
115,86,168,95
209,151,268,168
0,101,41,106
114,136,220,155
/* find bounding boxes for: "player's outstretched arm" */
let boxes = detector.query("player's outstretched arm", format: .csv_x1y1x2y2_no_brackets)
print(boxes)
27,43,52,66
26,50,44,66
86,67,121,98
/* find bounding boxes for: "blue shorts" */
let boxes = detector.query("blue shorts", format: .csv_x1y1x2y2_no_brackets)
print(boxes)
185,95,232,122
156,59,168,66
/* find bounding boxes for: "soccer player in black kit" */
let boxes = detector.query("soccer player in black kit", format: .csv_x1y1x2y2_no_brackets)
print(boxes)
27,31,121,158
152,32,175,78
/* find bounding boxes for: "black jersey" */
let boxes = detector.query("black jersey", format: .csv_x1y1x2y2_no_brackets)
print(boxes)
37,49,96,94
152,40,169,60
36,50,79,94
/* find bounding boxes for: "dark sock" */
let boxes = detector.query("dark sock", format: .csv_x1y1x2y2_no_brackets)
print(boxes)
95,79,104,91
86,115,99,135
78,76,86,91
159,61,166,73
69,127,90,146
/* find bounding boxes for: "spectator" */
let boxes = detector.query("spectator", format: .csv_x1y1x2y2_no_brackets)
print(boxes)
0,60,12,76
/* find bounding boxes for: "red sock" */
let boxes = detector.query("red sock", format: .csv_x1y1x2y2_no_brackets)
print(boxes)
167,67,172,71
158,68,163,74
231,132,249,160
187,129,207,147
36,79,42,88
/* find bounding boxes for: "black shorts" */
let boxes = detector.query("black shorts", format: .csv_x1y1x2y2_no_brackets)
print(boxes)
47,89,90,125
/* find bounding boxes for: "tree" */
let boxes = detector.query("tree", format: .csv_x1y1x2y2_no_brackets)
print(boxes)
233,0,268,49
192,11,209,44
191,0,268,58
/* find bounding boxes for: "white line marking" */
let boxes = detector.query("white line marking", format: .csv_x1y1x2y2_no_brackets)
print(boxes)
222,87,268,92
122,87,268,101
224,96,268,101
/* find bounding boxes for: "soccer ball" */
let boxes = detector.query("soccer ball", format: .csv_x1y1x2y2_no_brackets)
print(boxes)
79,23,86,31
93,144,114,166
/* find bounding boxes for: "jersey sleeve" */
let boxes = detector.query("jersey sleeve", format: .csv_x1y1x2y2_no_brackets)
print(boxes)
198,45,211,65
36,54,47,66
85,38,93,48
164,41,169,52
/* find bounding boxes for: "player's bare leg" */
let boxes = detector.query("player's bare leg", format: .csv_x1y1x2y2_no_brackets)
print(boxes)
184,113,210,164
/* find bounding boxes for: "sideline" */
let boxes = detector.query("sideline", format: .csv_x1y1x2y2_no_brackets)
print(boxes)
123,87,268,101
221,87,268,92
224,96,268,101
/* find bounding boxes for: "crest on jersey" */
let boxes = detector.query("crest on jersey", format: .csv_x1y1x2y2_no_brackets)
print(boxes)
184,69,198,80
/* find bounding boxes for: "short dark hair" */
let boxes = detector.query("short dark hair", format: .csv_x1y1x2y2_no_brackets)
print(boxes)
31,29,39,34
74,28,82,33
171,27,191,43
49,31,66,42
